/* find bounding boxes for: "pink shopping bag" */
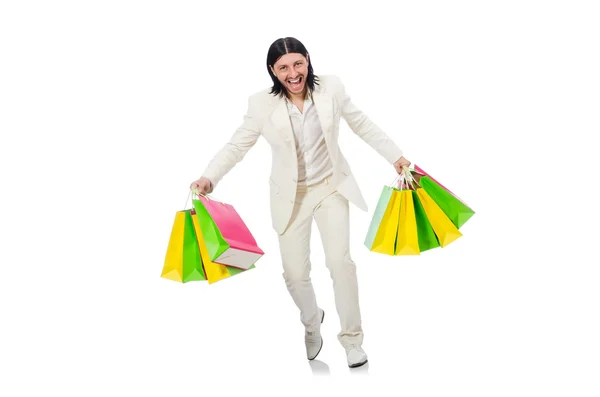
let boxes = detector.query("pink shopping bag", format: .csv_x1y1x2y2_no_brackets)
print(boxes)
193,195,264,270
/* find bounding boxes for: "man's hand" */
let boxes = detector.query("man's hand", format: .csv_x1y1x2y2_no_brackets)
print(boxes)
190,177,213,195
393,156,411,174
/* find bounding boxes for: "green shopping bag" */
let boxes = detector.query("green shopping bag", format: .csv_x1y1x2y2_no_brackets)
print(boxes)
411,191,440,252
181,210,206,282
418,176,475,229
191,199,229,262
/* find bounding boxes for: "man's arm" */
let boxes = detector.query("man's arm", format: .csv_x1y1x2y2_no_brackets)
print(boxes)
333,76,404,165
199,96,262,190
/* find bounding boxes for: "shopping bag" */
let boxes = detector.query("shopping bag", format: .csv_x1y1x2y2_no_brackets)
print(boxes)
370,188,401,255
364,186,395,250
412,191,440,252
414,188,462,247
161,210,207,283
419,176,475,229
191,209,255,284
413,165,475,228
192,196,264,270
395,190,420,255
161,211,185,282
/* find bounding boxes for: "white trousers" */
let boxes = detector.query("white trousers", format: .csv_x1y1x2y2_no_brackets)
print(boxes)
277,177,364,348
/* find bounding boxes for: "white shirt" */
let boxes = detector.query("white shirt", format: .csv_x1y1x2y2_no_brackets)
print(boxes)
285,96,333,186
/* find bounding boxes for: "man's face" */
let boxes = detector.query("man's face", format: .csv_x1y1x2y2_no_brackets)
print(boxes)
271,53,309,96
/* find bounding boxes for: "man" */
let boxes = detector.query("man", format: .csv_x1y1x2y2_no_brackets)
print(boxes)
190,37,410,368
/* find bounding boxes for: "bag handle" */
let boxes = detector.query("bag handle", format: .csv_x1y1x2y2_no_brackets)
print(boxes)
402,166,422,190
183,190,192,210
388,166,422,191
187,187,225,208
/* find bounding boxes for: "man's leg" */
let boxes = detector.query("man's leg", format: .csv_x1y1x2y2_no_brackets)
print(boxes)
314,188,368,367
277,187,323,359
313,190,364,348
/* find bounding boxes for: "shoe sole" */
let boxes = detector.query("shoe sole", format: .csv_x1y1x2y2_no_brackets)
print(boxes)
307,310,325,361
349,359,368,368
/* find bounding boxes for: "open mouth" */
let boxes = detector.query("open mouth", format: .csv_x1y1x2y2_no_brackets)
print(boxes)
288,76,303,90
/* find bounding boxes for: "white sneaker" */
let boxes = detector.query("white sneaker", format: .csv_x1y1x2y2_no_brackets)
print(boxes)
305,309,325,360
345,344,368,368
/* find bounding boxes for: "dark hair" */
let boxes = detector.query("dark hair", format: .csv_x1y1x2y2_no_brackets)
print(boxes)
266,37,319,98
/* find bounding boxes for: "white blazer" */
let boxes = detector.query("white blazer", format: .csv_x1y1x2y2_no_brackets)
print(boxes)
201,75,403,235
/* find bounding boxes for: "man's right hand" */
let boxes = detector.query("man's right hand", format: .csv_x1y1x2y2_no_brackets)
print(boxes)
190,177,213,195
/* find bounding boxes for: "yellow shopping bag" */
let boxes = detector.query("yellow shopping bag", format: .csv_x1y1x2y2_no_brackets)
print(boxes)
371,189,401,255
161,210,206,283
395,190,420,255
414,188,462,247
162,211,186,282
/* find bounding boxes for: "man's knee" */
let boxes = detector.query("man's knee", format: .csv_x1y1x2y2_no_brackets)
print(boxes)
281,256,311,284
325,255,356,275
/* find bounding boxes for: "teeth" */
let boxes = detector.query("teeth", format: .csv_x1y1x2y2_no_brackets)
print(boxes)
289,78,300,83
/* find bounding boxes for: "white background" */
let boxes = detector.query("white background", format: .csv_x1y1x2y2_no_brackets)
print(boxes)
1,0,599,396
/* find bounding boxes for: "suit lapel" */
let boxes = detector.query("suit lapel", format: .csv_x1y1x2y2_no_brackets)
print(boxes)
270,96,295,146
312,88,333,139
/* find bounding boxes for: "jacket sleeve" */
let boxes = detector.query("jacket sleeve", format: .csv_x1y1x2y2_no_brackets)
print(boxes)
199,96,262,190
332,76,404,164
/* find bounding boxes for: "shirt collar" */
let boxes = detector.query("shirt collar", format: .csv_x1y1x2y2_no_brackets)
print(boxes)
284,92,314,112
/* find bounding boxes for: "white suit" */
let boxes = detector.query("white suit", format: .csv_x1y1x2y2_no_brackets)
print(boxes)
201,75,403,348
